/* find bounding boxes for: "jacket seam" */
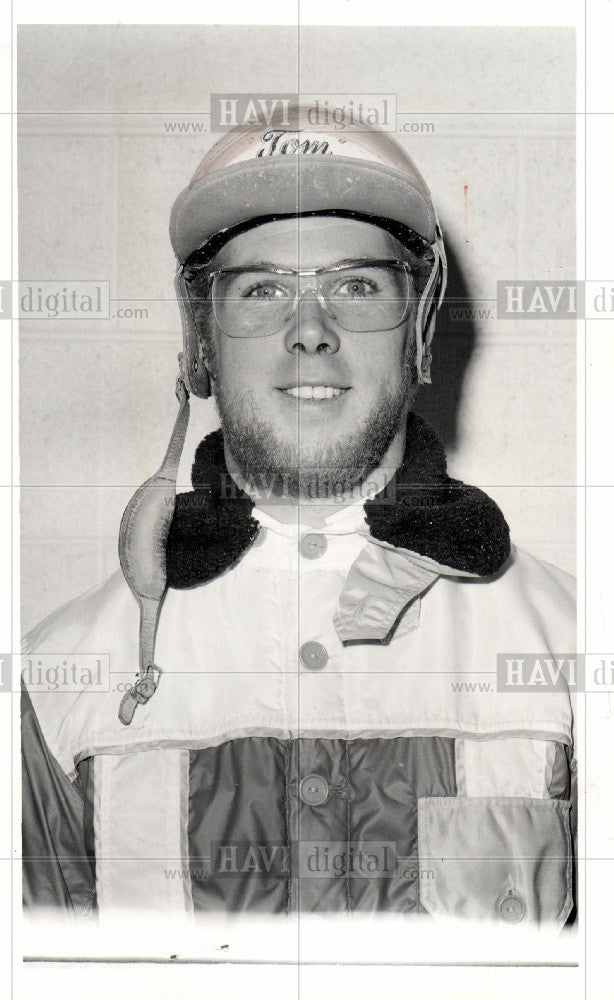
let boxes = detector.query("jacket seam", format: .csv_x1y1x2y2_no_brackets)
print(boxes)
69,726,573,770
283,739,291,917
344,740,352,914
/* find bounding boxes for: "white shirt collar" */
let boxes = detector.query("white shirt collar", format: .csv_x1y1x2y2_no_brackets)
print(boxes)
252,496,368,538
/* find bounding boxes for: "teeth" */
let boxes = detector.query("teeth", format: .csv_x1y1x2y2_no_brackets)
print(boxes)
284,386,344,400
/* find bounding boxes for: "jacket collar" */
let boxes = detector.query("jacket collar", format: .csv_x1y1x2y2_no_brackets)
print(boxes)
166,412,510,590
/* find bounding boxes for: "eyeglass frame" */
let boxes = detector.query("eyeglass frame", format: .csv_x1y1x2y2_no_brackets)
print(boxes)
181,257,419,335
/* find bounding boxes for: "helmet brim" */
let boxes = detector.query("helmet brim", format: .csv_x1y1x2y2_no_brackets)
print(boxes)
170,155,437,264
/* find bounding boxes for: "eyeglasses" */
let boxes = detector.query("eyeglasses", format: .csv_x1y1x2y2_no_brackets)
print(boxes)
182,258,416,337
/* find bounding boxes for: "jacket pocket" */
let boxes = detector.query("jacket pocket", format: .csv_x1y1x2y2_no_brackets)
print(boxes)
417,796,573,930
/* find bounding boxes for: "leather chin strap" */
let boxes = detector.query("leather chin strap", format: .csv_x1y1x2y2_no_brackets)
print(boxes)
117,378,191,725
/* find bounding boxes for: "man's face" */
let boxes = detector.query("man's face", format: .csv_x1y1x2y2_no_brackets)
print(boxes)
202,216,418,498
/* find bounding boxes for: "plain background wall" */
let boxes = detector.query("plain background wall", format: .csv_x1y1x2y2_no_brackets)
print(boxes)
18,25,576,632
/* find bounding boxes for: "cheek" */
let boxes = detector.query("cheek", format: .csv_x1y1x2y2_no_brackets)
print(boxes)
352,328,409,379
214,336,274,390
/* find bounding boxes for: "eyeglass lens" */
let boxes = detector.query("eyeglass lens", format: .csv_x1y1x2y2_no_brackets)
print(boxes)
209,262,411,337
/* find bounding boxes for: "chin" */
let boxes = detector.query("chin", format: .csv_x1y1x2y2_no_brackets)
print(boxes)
217,374,410,494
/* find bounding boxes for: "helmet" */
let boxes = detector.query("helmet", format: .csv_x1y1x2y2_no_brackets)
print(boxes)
170,106,447,396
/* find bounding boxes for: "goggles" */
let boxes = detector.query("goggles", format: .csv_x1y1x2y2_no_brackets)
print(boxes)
182,257,421,337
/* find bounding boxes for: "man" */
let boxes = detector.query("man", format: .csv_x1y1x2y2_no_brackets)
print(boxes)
22,107,575,927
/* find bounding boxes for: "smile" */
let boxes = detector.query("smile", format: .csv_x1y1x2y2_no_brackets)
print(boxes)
280,386,349,400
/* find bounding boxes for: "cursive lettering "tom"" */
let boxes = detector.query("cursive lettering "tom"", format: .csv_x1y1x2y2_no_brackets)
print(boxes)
256,129,335,157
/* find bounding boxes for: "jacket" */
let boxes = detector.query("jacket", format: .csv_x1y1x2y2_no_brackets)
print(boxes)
21,414,576,928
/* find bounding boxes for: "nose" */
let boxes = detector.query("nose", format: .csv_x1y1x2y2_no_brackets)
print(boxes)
283,289,341,355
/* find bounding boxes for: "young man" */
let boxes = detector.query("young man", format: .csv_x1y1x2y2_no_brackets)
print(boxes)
22,108,575,927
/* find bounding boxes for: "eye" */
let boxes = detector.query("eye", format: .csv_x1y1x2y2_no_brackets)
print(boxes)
215,270,294,303
242,280,290,301
332,275,379,298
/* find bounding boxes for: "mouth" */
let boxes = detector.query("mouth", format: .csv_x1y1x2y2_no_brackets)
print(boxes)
278,385,350,401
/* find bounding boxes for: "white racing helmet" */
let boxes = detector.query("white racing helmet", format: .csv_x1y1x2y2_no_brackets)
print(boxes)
170,105,447,394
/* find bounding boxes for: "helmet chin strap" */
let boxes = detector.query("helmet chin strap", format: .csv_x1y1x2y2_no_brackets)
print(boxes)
117,378,191,725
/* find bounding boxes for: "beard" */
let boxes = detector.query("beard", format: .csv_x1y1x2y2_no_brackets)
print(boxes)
213,369,414,501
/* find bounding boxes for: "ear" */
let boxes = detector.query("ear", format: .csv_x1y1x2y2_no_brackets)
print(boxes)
178,349,211,398
402,318,420,383
175,270,213,399
197,329,217,390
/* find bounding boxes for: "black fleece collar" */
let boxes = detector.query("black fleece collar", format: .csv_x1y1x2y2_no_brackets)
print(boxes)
166,412,510,590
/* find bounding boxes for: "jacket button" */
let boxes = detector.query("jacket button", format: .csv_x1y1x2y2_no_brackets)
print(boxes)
300,641,328,671
299,774,329,806
299,533,327,559
498,892,526,923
